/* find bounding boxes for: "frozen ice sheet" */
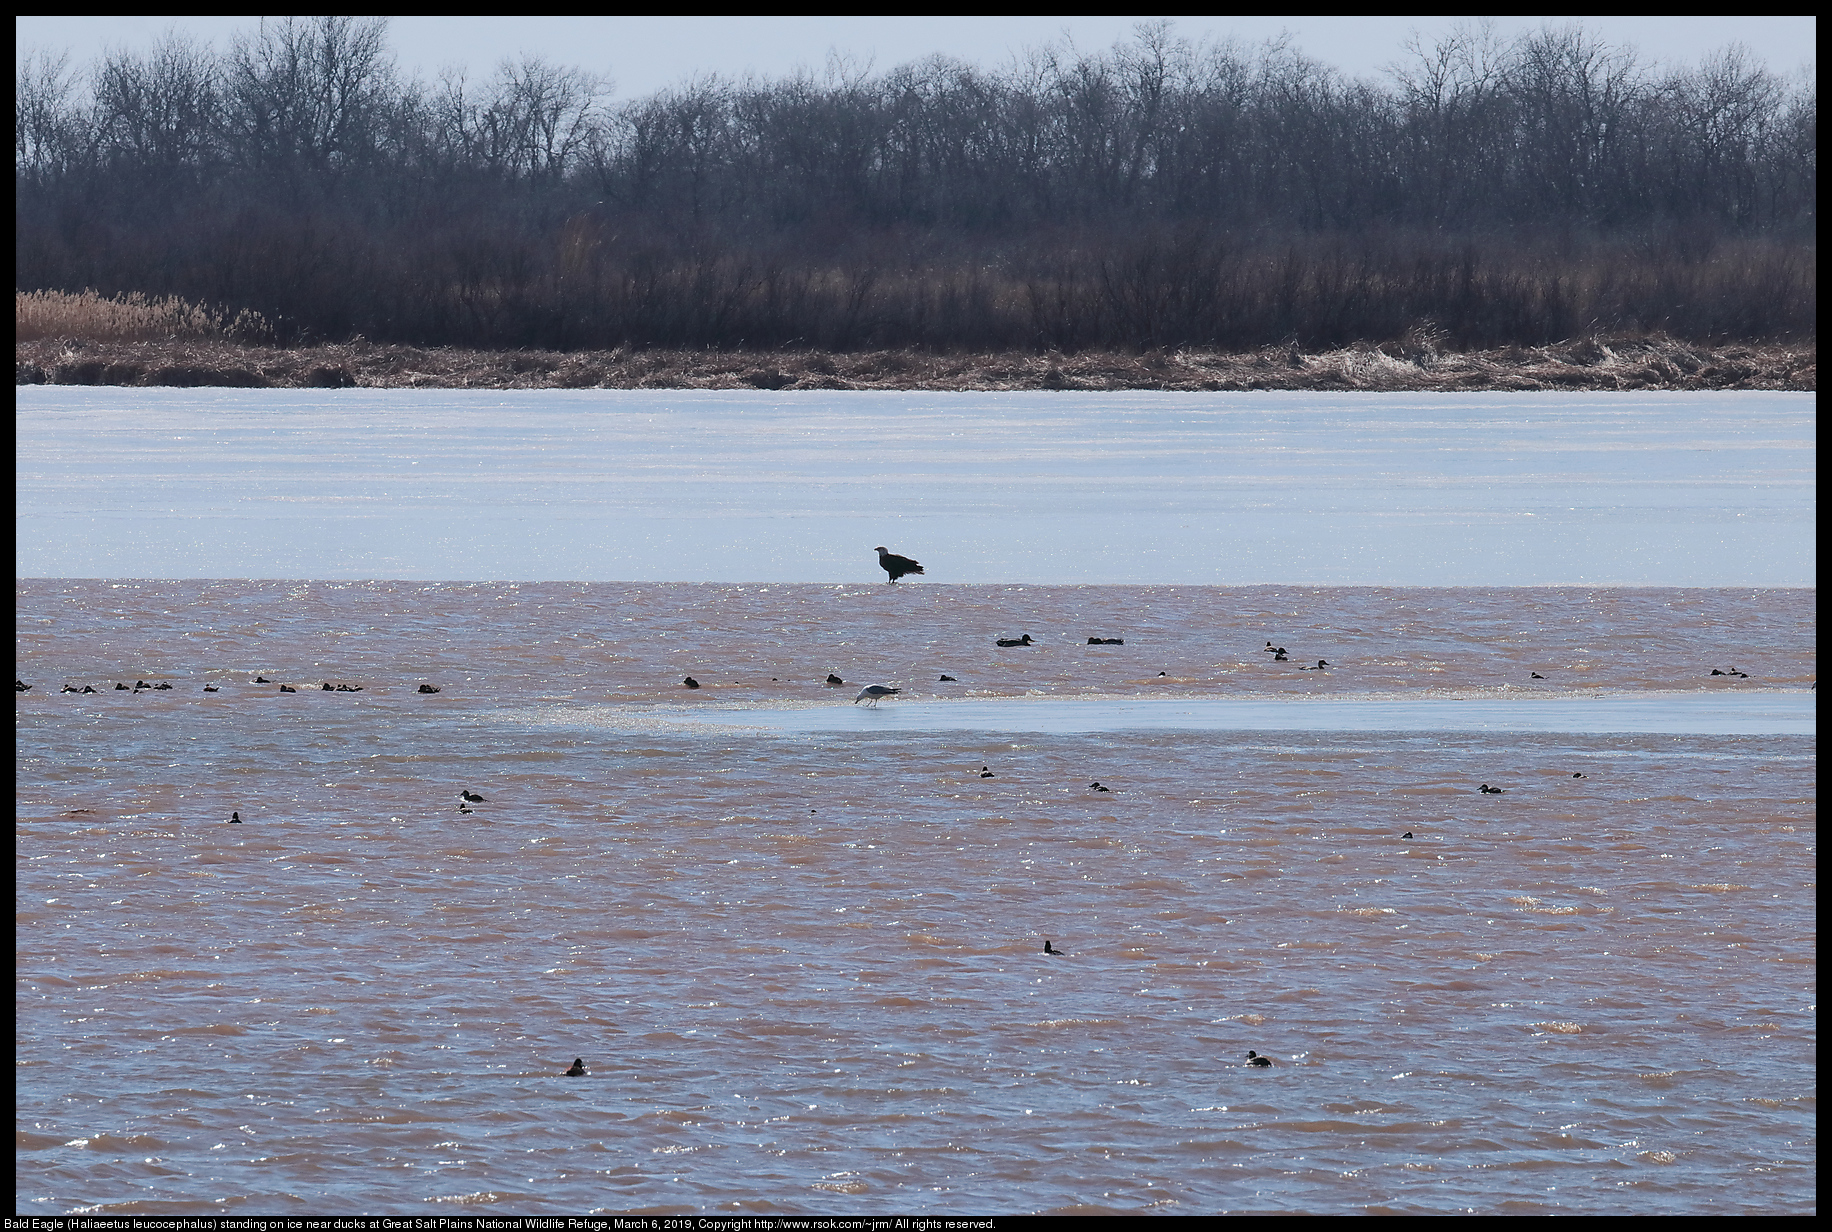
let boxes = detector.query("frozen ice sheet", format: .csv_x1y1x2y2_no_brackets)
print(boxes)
15,387,1815,585
570,690,1816,737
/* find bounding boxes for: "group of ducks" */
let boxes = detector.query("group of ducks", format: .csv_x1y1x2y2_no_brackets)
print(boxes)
25,679,176,693
27,677,438,694
221,765,1533,825
992,634,1127,647
994,635,1130,647
1476,771,1585,795
973,765,1114,794
766,633,1319,708
28,659,1769,699
683,672,884,691
680,678,909,703
1264,643,1329,670
20,648,1771,701
228,786,490,823
558,940,1278,1076
667,630,1713,703
186,613,1619,1084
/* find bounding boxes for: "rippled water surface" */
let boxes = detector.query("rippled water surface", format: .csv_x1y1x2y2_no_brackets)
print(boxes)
14,581,1816,1214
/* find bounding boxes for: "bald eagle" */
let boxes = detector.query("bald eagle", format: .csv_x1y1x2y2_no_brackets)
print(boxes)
874,546,924,582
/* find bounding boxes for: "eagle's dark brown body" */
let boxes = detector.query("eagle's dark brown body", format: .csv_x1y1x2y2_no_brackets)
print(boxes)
874,546,924,582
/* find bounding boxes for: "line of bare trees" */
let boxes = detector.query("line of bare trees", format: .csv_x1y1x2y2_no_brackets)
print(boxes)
15,18,1817,351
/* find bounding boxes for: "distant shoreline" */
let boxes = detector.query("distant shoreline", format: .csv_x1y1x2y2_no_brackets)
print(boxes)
15,337,1814,393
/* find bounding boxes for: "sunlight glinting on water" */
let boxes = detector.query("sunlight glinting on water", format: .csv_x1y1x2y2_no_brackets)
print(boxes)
15,579,1816,1214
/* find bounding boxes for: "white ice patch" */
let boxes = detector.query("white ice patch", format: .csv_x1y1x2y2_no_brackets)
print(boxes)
15,387,1815,585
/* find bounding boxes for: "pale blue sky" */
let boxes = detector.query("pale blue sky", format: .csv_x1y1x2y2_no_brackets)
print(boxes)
16,15,1817,96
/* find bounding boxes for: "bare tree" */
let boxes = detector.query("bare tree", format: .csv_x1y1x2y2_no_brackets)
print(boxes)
477,55,609,182
224,16,396,174
15,18,1816,350
16,49,83,182
93,32,221,176
1507,24,1644,222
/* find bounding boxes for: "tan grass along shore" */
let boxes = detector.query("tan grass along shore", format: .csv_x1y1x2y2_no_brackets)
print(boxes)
16,335,1813,393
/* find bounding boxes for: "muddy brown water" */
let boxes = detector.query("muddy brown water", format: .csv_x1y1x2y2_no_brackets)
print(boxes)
15,581,1816,1214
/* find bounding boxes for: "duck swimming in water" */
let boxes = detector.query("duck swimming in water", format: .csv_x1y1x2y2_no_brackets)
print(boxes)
1043,940,1064,955
460,789,485,803
565,1057,586,1077
1479,784,1505,794
995,634,1034,647
1246,1051,1272,1067
979,766,995,778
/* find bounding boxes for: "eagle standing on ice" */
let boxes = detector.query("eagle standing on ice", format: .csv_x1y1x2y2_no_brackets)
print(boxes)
874,546,925,583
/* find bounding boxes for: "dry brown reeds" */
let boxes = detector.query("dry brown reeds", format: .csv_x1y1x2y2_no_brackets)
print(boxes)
15,289,271,344
14,335,1813,392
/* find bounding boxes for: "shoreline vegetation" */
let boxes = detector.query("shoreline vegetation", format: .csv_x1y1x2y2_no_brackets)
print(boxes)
14,290,1815,390
14,334,1815,392
17,20,1814,376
